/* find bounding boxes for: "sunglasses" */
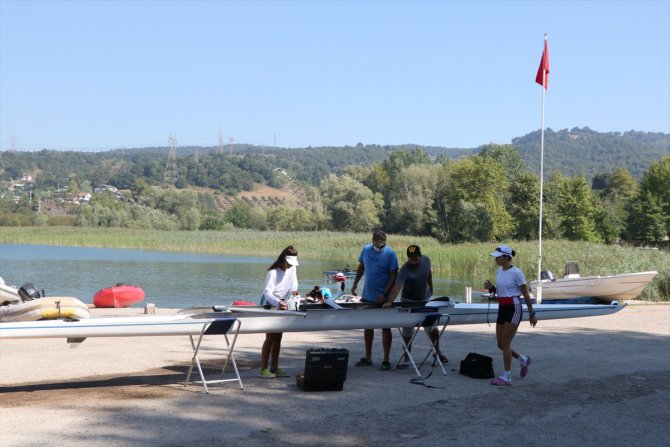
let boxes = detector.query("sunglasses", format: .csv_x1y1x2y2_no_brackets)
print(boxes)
495,247,511,256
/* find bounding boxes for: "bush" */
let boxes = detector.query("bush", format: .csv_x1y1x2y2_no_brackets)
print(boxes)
47,215,76,226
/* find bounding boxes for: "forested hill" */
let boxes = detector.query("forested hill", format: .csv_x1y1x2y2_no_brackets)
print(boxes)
0,143,475,193
1,129,668,192
511,127,670,180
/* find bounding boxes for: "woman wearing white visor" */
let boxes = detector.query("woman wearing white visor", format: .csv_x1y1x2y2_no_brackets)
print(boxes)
484,245,537,385
259,245,300,379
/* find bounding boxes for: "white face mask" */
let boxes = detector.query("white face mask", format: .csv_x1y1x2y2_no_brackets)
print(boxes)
373,244,385,253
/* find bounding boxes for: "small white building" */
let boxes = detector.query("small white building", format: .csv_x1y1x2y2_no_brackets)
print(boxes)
94,184,118,193
74,193,92,203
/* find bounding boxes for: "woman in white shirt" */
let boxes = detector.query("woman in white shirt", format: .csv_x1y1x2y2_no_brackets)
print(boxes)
484,245,537,386
259,246,299,379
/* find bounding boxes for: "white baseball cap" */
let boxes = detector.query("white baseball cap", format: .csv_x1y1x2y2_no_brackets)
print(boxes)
490,245,514,258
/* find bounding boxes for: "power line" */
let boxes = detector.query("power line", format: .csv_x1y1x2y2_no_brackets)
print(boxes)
163,134,179,185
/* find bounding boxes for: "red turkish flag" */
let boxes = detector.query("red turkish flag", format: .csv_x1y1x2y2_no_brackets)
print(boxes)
535,38,550,89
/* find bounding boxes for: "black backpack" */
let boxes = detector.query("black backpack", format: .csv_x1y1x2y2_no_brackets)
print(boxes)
459,353,494,379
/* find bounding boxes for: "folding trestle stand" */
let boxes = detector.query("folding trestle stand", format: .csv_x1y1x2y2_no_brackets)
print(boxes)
395,313,451,378
185,318,243,394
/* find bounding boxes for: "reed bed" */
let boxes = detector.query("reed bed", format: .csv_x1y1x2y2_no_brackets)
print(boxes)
1,227,668,300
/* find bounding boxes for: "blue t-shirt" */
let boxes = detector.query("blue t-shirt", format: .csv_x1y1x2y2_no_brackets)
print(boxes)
358,243,399,302
321,287,333,300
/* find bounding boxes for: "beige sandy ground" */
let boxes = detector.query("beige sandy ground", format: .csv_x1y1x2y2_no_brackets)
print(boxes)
1,303,669,447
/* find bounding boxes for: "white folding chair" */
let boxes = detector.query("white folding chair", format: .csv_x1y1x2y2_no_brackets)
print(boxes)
395,313,451,378
185,318,243,394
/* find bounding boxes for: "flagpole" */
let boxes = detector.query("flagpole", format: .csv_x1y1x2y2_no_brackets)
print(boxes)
536,33,548,304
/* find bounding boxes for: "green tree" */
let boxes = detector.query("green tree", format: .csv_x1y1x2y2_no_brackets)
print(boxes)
247,207,268,230
319,174,383,232
381,147,431,181
625,191,667,242
360,163,390,195
638,156,670,238
67,179,79,196
435,156,512,242
91,190,124,210
264,205,319,231
595,167,639,202
556,176,601,241
385,164,441,235
594,167,638,241
225,202,253,228
541,172,566,239
508,172,540,240
479,143,527,179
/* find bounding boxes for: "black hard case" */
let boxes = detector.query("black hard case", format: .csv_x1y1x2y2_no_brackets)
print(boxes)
296,348,349,391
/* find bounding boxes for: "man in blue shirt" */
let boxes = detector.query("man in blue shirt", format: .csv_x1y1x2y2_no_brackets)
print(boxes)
351,230,399,371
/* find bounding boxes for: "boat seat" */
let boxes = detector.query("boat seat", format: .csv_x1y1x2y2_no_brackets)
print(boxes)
564,261,581,279
540,270,556,282
395,313,451,379
184,317,243,394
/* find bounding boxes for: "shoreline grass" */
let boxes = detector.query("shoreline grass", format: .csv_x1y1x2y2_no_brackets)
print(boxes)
1,226,668,300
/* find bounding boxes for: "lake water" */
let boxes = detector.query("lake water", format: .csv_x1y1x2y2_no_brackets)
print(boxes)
0,244,473,308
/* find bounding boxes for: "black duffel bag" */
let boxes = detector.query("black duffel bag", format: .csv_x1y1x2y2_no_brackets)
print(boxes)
459,352,494,379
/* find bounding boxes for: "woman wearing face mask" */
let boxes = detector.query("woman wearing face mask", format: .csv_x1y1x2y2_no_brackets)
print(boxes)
259,245,300,379
484,245,537,386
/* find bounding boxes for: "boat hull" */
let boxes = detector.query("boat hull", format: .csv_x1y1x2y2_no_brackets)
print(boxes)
0,301,625,339
530,271,658,301
0,283,20,305
0,297,91,323
93,285,145,308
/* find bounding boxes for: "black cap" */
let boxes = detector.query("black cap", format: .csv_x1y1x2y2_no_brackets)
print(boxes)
407,245,421,257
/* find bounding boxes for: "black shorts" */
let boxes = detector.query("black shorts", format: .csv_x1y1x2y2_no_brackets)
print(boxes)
497,302,522,325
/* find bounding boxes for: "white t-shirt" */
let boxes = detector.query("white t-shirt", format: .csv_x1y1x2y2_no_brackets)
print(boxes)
263,267,298,307
494,265,526,303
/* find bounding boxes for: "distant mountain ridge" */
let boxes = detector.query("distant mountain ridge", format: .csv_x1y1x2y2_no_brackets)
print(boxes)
139,127,670,180
510,127,670,180
1,128,668,188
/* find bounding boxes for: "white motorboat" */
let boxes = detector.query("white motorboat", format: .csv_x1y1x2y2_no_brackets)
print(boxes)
530,267,658,301
0,299,625,340
0,282,20,306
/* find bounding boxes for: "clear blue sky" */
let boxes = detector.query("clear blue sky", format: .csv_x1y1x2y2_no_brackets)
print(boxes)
1,0,669,151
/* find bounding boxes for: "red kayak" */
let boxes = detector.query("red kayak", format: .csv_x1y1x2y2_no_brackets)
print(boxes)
231,300,257,306
93,284,145,308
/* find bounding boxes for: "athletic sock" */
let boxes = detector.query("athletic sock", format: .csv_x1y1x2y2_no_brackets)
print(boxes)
502,370,512,382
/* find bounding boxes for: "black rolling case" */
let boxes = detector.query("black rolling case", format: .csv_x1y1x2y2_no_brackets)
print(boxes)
296,348,349,391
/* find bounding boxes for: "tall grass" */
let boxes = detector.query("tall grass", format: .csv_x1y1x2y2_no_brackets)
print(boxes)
1,227,668,300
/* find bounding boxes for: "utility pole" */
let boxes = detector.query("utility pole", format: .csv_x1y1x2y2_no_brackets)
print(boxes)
218,127,224,154
163,134,179,185
228,136,234,155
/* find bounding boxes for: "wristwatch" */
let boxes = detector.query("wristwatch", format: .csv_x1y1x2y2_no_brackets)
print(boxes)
529,311,536,319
